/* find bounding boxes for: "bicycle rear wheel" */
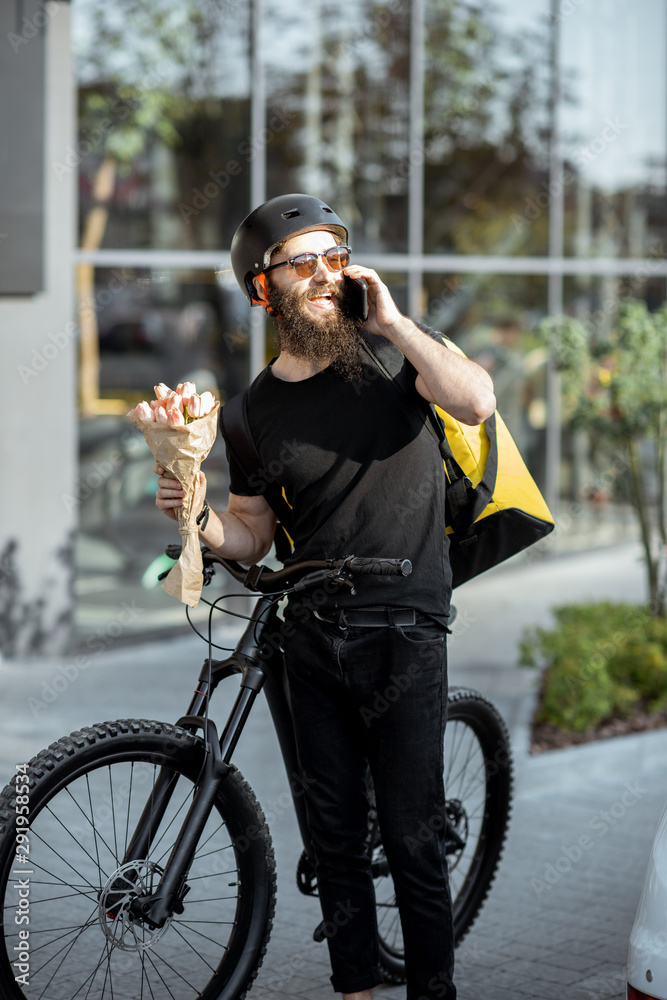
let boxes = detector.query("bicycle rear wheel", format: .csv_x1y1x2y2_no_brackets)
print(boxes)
373,688,513,982
0,720,276,1000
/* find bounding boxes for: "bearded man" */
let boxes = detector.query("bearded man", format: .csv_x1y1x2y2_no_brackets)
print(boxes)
155,194,496,1000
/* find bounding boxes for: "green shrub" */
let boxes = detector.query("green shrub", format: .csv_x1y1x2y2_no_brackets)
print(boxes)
520,601,664,733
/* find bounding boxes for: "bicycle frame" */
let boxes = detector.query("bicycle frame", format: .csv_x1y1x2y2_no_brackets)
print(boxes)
118,594,313,929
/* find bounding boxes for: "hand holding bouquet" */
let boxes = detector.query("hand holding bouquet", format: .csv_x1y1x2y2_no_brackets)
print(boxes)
128,382,219,606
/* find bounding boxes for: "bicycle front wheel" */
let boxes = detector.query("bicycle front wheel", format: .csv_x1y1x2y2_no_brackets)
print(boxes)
374,688,513,981
0,720,276,1000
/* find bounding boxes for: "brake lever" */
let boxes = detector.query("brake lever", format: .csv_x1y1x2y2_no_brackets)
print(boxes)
293,568,355,594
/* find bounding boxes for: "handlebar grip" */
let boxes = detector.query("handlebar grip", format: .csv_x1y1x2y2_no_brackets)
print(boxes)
346,557,412,577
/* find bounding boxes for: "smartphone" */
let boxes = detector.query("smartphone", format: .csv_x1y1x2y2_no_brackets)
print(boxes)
340,275,369,323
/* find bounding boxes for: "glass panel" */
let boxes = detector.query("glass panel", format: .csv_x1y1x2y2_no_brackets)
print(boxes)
73,0,252,251
559,273,666,546
76,267,251,643
423,272,549,488
423,0,551,256
561,0,667,258
264,0,411,252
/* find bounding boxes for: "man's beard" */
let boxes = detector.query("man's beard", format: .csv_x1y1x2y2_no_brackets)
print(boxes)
267,281,364,380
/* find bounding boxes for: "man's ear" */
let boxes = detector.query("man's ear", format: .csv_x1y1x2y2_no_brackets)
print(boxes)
253,273,270,307
253,273,278,316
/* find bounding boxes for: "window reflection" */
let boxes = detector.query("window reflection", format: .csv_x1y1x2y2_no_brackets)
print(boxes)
73,0,252,251
264,0,411,252
561,0,667,258
558,273,666,545
423,272,548,488
423,0,551,256
75,266,249,643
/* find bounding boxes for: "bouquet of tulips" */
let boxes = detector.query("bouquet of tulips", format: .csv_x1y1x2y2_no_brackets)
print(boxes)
128,382,220,607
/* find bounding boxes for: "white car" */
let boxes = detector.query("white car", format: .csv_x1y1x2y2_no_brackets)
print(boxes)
628,802,667,999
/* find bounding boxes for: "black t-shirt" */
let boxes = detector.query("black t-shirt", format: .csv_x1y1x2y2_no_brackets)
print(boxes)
225,334,451,621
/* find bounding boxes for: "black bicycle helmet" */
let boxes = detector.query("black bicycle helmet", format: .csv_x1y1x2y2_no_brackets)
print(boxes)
231,193,348,304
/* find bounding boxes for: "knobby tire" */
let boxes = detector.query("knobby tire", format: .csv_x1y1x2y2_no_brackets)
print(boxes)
0,720,276,1000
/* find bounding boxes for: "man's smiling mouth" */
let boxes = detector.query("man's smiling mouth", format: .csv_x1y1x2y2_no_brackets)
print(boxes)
307,292,336,309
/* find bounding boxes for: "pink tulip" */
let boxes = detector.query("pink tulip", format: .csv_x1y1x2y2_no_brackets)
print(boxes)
154,383,172,400
155,405,169,425
165,393,183,412
178,381,197,402
199,391,215,416
135,401,155,421
150,399,161,411
186,394,202,419
167,407,185,427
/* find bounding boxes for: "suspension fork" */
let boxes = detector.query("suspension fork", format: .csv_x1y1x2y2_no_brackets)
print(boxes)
118,596,275,928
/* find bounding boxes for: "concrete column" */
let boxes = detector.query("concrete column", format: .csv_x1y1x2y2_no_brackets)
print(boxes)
0,3,76,657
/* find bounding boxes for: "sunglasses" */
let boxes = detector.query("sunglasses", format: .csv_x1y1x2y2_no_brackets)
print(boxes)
263,244,351,279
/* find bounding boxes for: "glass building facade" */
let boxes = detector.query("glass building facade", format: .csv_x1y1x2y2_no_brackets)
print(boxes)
71,0,667,637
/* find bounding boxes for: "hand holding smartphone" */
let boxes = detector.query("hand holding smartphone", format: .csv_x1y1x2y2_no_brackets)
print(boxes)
340,275,368,323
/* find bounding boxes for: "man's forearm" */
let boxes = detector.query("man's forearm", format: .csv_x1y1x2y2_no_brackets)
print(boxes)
384,316,496,425
197,508,270,565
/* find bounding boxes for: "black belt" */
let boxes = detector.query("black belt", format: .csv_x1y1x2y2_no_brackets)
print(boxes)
313,606,417,628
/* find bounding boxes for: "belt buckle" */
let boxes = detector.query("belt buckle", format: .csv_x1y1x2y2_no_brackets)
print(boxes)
314,609,347,630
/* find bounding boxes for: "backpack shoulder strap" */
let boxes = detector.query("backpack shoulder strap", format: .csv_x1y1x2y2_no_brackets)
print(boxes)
361,333,498,534
220,387,295,561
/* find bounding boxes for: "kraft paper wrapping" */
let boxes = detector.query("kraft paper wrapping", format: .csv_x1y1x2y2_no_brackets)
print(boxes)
127,402,220,606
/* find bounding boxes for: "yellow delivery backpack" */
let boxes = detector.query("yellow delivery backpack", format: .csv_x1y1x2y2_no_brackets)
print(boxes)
363,332,555,589
221,331,555,589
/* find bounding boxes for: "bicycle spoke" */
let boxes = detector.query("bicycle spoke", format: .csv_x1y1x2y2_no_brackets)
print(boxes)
0,726,276,999
85,773,107,876
42,806,109,877
142,947,194,999
139,952,157,1000
107,769,120,872
192,818,227,856
149,785,196,866
72,937,116,1000
29,824,104,895
31,906,99,998
64,782,118,864
168,921,218,971
124,763,135,860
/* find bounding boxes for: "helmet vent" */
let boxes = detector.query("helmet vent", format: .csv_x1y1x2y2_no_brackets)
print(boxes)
322,207,333,213
282,209,301,219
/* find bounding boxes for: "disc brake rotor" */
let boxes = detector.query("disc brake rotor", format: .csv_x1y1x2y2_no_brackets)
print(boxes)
97,860,173,951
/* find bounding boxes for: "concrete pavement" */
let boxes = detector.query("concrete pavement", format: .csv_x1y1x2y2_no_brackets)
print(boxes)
0,540,662,999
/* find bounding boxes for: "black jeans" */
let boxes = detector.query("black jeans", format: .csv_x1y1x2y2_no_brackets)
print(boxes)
282,609,456,1000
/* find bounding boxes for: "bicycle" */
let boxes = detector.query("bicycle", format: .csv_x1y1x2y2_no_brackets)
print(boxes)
0,548,513,1000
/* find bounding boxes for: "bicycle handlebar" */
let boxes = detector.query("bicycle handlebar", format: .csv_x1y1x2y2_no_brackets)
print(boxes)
163,544,412,594
344,557,412,577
